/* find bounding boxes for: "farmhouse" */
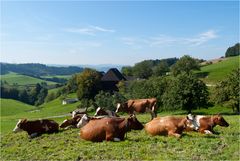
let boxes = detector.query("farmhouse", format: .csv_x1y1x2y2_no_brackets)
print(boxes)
101,68,126,92
62,98,78,105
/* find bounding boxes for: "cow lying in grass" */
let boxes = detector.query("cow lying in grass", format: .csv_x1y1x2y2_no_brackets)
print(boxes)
60,114,84,129
145,116,190,138
116,98,157,120
13,119,59,138
94,107,119,117
186,114,229,134
80,114,144,142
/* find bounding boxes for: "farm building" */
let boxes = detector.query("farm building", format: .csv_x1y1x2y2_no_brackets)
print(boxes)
101,68,126,92
62,98,79,105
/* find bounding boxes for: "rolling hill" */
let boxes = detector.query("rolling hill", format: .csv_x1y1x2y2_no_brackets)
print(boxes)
0,72,57,85
198,56,239,83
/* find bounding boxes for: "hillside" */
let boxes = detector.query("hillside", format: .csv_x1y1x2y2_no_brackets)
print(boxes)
0,63,83,76
0,72,57,85
1,98,36,116
198,56,239,83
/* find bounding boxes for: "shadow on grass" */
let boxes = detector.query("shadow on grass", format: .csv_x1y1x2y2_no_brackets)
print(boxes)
195,72,209,78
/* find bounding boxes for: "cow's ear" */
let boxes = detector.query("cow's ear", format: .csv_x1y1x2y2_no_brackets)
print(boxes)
21,119,27,123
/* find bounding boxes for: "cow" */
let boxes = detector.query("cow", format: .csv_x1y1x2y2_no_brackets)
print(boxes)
76,114,107,128
70,109,87,118
145,116,191,138
94,107,119,117
60,114,84,129
13,119,59,138
186,114,229,134
80,114,144,142
115,98,157,120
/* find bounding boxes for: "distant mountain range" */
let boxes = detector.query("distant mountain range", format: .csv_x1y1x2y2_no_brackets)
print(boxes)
48,64,125,72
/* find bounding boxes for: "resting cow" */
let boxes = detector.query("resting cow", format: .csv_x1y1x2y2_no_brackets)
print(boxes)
13,119,59,138
80,115,144,142
145,116,190,138
70,109,87,118
116,98,157,120
60,114,84,129
186,114,229,134
94,107,119,117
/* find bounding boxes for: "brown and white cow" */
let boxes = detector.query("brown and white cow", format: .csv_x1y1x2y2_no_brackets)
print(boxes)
13,119,59,138
70,109,87,118
80,115,144,142
145,116,190,138
186,114,229,134
115,98,157,120
94,107,119,117
60,114,84,129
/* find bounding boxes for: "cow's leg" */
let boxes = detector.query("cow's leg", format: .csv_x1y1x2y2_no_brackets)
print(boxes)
204,130,213,134
168,131,181,138
105,132,114,141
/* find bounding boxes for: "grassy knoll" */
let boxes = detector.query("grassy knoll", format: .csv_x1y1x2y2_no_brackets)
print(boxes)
0,97,80,134
1,102,239,160
198,56,239,84
0,72,56,85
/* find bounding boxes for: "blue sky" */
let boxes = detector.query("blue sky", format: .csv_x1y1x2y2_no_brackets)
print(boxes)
1,1,239,65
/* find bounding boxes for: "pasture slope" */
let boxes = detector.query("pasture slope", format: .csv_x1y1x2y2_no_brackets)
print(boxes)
198,55,239,84
1,100,239,160
0,72,57,85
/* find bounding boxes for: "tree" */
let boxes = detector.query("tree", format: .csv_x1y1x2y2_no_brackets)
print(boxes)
152,61,169,76
132,60,153,79
171,55,200,76
213,68,240,113
225,43,240,57
121,66,133,76
162,73,209,112
76,68,102,100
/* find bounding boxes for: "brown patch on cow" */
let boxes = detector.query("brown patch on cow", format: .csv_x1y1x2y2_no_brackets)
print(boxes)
80,115,143,142
145,116,188,138
116,98,157,120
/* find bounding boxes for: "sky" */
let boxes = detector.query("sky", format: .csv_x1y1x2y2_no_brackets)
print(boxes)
1,1,239,66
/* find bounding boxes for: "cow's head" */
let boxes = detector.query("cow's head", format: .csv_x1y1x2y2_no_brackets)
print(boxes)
213,114,229,127
77,114,90,128
186,114,200,130
60,119,72,128
115,102,127,113
13,119,27,133
127,114,144,130
94,107,107,116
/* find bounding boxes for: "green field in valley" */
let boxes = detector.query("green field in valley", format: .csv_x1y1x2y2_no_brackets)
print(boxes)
0,72,57,85
198,56,239,84
0,97,239,160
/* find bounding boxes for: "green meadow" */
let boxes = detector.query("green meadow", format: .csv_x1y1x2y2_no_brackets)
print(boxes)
0,72,57,85
198,56,239,84
0,100,239,160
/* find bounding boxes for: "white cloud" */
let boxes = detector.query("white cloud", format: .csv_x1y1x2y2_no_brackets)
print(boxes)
184,30,218,46
65,25,115,36
121,30,219,48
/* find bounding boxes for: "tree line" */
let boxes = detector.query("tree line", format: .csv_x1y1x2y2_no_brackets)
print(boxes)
0,63,83,76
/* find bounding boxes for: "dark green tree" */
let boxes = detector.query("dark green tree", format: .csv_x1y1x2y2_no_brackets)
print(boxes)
162,73,209,112
225,43,240,57
121,66,133,76
76,68,102,100
152,61,169,76
171,55,200,76
213,68,240,113
132,60,154,79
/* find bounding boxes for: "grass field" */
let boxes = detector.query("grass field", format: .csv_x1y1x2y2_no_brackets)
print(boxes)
1,98,239,160
0,72,57,85
198,56,239,84
41,75,72,79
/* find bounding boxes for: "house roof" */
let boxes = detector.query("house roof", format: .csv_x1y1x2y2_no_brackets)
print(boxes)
101,68,126,81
